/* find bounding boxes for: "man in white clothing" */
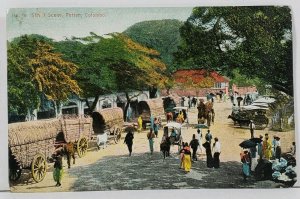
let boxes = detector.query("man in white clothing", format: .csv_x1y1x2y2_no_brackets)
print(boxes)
249,120,255,138
197,129,203,153
212,137,221,168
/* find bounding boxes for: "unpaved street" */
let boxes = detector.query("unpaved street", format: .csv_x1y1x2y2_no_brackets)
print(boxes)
11,100,295,192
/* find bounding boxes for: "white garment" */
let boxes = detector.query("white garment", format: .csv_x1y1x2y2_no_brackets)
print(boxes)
251,157,258,171
249,122,255,129
197,130,203,153
213,141,221,153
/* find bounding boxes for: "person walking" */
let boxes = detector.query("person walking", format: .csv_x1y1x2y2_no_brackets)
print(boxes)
137,116,143,133
197,129,203,154
183,143,192,172
202,138,213,168
272,135,278,159
150,114,154,130
53,150,63,187
189,134,200,161
241,150,250,182
249,120,255,138
124,130,134,156
212,137,221,168
147,128,156,155
257,135,264,160
275,137,282,160
153,118,159,137
262,136,272,160
205,129,212,144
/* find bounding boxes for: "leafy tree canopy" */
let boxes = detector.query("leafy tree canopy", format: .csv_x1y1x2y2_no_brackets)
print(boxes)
124,19,183,73
175,6,293,96
7,35,81,115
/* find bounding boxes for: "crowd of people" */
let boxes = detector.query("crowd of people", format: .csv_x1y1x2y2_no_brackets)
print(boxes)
123,126,222,175
240,132,296,181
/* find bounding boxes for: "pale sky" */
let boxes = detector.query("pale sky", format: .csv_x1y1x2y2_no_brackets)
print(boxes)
7,7,193,41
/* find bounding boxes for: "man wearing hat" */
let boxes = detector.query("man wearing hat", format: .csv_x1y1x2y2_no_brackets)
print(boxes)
249,120,255,138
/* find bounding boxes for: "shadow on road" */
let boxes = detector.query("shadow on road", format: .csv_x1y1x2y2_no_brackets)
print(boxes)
68,152,267,191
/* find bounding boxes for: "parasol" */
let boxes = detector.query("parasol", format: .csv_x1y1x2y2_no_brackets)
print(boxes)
194,124,209,129
239,140,257,148
250,137,263,143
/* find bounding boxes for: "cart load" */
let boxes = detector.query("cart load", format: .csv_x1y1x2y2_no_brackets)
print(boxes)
9,119,61,183
137,98,164,125
92,107,124,144
58,114,93,157
8,115,93,183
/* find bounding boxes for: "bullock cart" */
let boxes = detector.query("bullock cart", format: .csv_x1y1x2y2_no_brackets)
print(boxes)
92,107,124,144
8,115,93,183
137,98,165,129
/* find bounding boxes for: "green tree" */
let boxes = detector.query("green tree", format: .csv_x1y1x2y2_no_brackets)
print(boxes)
7,35,81,116
175,6,293,96
69,33,169,116
124,19,183,73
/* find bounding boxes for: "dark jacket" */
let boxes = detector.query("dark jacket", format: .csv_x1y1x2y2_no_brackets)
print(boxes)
124,132,134,145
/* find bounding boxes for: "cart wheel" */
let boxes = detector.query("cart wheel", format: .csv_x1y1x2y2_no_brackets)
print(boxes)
114,128,122,144
9,162,22,181
77,137,88,158
31,153,47,183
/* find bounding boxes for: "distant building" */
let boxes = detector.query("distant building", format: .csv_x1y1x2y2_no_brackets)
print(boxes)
10,91,150,123
161,69,230,97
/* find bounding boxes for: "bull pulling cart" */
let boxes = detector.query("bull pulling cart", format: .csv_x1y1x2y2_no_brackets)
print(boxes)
8,115,92,183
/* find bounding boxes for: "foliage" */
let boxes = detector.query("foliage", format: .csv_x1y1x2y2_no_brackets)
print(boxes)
61,33,169,112
124,19,183,72
175,6,293,96
7,35,81,115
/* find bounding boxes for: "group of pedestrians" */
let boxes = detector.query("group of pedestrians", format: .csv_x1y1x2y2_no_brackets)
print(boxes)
179,129,221,172
241,133,287,181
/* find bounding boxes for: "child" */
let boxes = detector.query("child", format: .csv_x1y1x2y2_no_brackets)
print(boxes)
53,150,63,187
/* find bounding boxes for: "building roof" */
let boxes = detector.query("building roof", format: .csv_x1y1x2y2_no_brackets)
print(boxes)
173,69,230,84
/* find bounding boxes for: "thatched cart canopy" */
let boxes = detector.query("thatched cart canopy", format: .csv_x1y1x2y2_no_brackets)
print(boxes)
137,98,164,121
8,119,61,147
59,114,93,143
9,119,61,168
92,107,124,134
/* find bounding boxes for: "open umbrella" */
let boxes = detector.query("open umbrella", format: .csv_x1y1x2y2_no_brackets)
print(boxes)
194,124,209,129
239,140,257,148
250,137,263,143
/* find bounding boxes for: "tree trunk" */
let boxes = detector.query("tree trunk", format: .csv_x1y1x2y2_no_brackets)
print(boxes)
85,95,100,115
149,87,158,98
123,92,131,121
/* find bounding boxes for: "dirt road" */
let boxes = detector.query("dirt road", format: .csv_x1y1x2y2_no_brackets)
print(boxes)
10,100,295,192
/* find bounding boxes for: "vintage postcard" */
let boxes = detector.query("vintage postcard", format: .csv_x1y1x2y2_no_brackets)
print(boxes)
6,7,296,192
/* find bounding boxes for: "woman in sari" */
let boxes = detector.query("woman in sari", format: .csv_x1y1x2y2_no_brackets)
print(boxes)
183,142,192,172
137,116,143,133
263,137,272,160
241,150,250,181
176,111,185,124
